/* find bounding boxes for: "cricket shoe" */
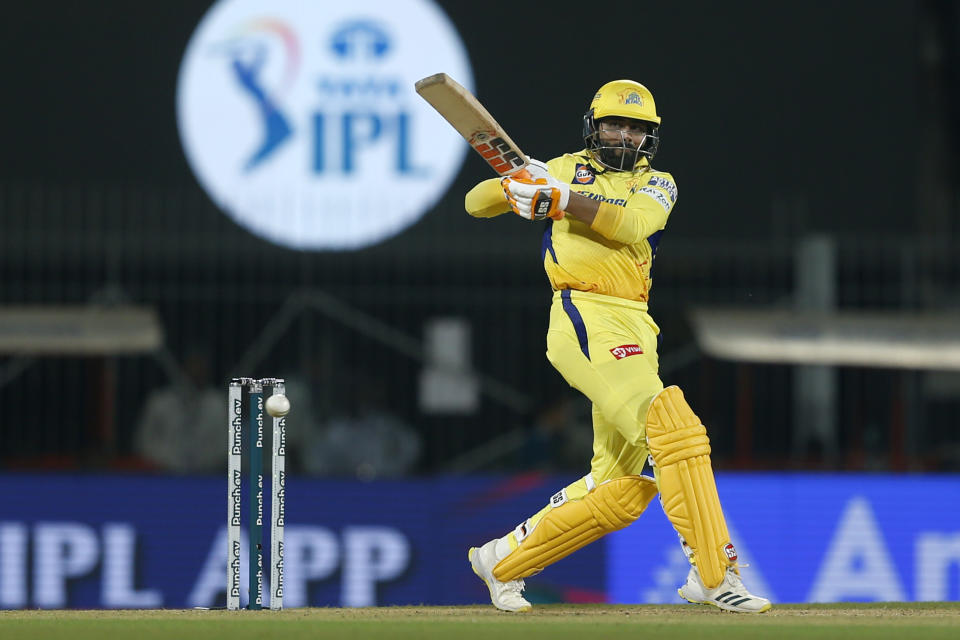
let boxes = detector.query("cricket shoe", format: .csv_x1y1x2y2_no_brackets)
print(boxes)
468,540,532,612
678,565,772,613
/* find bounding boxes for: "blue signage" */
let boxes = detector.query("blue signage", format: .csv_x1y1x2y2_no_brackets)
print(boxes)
608,473,960,604
0,472,597,609
1,472,957,608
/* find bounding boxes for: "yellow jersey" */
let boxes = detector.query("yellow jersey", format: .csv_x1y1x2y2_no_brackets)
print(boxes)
465,151,677,304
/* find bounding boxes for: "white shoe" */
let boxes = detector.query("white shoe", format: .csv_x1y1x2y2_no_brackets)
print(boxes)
678,565,772,613
468,540,532,612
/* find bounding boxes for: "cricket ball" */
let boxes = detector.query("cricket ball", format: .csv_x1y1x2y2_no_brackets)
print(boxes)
265,394,290,418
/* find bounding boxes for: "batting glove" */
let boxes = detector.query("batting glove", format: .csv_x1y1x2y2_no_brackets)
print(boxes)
501,160,569,221
522,158,551,181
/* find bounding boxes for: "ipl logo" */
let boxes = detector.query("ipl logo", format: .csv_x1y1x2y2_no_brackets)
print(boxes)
177,0,474,250
220,21,299,172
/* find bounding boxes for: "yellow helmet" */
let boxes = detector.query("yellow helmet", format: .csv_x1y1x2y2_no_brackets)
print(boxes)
583,80,661,170
589,80,661,124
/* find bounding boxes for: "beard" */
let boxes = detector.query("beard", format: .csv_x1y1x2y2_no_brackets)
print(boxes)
598,144,639,171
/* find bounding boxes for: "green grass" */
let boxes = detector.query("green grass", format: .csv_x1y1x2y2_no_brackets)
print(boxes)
2,603,959,640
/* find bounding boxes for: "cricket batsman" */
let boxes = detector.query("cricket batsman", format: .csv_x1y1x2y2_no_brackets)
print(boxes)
464,80,771,613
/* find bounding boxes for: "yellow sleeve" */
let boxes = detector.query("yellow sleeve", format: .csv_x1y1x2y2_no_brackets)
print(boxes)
589,202,667,244
589,173,677,244
465,178,511,218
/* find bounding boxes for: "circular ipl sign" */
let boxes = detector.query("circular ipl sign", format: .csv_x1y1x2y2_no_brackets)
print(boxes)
177,0,473,250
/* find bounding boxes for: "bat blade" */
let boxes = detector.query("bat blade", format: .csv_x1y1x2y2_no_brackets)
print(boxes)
415,73,529,177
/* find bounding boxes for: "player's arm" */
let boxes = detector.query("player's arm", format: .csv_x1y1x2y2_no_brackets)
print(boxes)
465,178,512,218
466,159,558,219
573,174,678,243
586,197,670,244
468,179,611,222
560,192,602,225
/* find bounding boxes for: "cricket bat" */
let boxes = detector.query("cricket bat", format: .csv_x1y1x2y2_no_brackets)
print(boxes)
414,73,532,179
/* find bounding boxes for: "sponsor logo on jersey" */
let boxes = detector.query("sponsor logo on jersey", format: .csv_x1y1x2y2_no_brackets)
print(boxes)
638,186,671,212
610,344,643,360
577,191,626,206
573,163,595,185
723,543,738,562
647,175,677,202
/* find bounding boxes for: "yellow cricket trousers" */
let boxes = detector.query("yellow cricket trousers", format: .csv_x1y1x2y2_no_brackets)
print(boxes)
506,290,664,542
547,289,664,481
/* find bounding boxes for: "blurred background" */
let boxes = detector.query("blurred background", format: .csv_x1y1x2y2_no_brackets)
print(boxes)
0,0,957,610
